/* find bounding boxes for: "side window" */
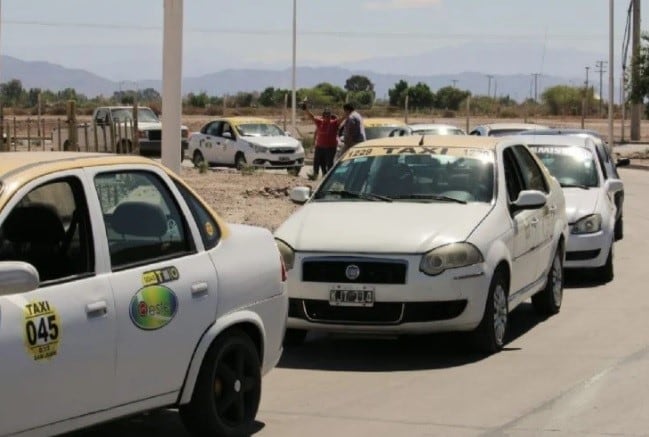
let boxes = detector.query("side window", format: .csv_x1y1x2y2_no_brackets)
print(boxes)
94,171,195,270
206,122,220,136
173,180,221,250
221,123,234,138
512,145,549,193
0,177,94,284
95,109,107,124
503,148,524,202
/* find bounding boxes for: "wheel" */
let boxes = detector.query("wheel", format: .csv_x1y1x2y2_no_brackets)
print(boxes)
193,150,205,167
594,243,614,283
235,153,246,170
473,270,508,354
283,328,307,346
287,166,302,176
614,217,623,241
179,329,261,437
532,247,563,315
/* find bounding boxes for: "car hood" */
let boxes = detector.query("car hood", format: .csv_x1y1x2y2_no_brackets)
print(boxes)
243,136,300,148
275,202,491,253
563,188,600,223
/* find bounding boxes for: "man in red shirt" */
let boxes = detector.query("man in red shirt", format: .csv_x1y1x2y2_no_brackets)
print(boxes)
303,104,343,178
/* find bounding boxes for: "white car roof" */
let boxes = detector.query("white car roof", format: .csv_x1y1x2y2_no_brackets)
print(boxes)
408,123,464,130
479,122,550,130
514,134,594,149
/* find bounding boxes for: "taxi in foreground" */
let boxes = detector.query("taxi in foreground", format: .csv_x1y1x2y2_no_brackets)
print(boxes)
188,116,305,174
517,134,624,282
275,136,568,353
0,152,287,437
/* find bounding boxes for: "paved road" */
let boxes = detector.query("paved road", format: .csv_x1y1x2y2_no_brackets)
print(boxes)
76,167,649,437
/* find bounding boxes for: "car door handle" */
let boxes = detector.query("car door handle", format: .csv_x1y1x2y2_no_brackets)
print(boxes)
86,301,108,317
548,204,557,212
191,282,209,296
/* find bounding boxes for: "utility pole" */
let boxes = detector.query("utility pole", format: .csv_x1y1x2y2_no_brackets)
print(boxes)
451,79,459,88
631,0,641,141
609,0,614,146
595,60,608,117
486,75,493,97
531,73,541,102
585,66,590,116
291,0,297,134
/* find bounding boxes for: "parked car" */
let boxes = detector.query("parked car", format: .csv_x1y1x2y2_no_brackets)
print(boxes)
188,117,305,174
469,122,550,137
363,117,409,140
408,123,467,135
516,134,624,282
276,136,568,353
0,152,288,437
516,128,630,240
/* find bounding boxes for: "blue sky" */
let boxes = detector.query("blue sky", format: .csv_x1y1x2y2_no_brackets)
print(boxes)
0,0,644,80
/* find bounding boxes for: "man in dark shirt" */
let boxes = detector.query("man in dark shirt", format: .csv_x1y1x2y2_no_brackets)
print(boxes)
338,102,366,158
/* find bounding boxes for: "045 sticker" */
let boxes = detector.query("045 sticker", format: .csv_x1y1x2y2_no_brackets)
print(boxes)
23,301,61,361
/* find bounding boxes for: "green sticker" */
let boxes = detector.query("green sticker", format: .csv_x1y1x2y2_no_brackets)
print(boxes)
129,285,178,330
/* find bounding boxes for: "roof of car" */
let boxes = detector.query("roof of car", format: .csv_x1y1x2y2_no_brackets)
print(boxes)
358,134,501,150
222,116,276,125
518,128,604,139
408,123,463,129
514,134,593,148
476,122,550,131
363,117,407,127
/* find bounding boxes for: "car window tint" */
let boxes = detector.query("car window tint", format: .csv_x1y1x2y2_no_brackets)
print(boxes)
94,170,194,270
511,145,548,192
206,122,220,136
173,180,221,250
0,177,94,284
594,144,611,179
503,148,524,201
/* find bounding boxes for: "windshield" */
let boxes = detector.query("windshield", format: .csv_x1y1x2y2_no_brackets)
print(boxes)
110,108,159,123
365,126,405,140
412,128,465,136
236,123,285,137
488,128,529,137
313,146,495,203
529,145,600,187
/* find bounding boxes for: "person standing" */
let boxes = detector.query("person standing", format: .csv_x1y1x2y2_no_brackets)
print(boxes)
338,102,366,158
302,104,341,177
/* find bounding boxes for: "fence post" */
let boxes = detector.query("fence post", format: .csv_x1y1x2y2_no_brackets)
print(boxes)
37,93,43,148
102,122,108,152
404,95,409,124
283,93,288,131
67,100,78,151
465,96,471,134
132,102,139,154
93,119,99,152
83,123,89,152
27,118,32,151
57,118,62,150
13,116,17,151
0,105,4,152
109,120,116,153
42,119,46,151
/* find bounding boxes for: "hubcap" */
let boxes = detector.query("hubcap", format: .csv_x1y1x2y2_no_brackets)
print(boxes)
552,255,563,305
493,284,507,345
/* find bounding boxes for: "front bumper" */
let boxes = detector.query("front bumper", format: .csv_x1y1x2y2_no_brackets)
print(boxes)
286,253,491,335
136,139,189,156
565,228,612,268
248,150,305,168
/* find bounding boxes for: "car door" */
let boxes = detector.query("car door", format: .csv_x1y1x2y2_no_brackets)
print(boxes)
219,121,239,164
502,147,539,293
197,121,221,163
0,172,115,435
511,145,553,282
89,166,219,405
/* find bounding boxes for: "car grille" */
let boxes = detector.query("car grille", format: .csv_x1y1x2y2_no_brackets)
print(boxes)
566,249,601,261
302,259,408,284
289,298,467,325
270,147,295,154
147,130,162,141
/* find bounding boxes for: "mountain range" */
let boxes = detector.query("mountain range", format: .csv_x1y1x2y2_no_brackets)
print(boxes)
0,43,616,102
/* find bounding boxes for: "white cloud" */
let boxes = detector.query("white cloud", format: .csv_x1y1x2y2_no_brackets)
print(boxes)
363,0,442,10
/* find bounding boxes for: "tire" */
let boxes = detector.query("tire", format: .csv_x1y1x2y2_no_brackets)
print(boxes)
594,243,614,283
283,328,307,346
179,329,261,437
532,247,563,315
473,270,508,354
287,166,302,176
193,150,205,167
235,153,246,170
614,217,623,241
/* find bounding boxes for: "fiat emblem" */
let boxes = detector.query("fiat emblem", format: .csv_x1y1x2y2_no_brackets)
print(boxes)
345,264,360,280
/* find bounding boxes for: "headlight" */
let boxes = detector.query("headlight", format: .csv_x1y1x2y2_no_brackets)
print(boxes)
138,130,148,139
419,243,484,276
572,214,602,234
248,143,266,154
276,239,295,270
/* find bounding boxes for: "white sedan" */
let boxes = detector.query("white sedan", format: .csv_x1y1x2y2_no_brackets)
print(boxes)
188,116,305,174
0,152,287,437
519,134,624,282
275,136,568,353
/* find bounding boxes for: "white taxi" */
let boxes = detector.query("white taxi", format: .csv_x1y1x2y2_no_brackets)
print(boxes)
519,134,624,282
275,136,568,353
0,152,287,437
188,116,305,174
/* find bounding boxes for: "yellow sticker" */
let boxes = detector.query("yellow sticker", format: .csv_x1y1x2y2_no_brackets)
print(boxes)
205,221,215,237
142,266,180,286
23,300,61,362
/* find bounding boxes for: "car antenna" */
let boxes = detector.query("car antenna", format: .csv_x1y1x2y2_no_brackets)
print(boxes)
418,134,425,146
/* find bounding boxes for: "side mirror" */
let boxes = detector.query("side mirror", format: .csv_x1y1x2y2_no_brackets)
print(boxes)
512,190,546,211
605,179,624,193
289,186,311,204
616,158,630,167
0,261,40,296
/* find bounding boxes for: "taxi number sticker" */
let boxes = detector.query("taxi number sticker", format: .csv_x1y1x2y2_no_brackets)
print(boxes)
23,301,61,362
142,266,180,286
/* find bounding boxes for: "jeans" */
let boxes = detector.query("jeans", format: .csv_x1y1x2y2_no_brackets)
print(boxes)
313,147,337,177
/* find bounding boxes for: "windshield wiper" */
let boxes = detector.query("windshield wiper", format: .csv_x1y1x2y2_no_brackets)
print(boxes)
390,194,468,204
560,183,590,190
315,189,393,202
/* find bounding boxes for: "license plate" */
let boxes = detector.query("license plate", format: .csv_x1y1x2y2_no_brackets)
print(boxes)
329,285,375,307
278,156,290,161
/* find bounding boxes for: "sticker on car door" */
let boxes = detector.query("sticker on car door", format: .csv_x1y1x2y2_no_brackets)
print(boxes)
23,300,61,361
129,285,179,330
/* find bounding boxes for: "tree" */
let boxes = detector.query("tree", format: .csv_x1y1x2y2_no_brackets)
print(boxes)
346,90,375,108
388,80,409,107
186,91,210,108
408,82,435,109
26,88,42,107
0,79,25,106
344,75,374,93
258,87,277,107
435,86,470,110
139,88,161,102
541,85,582,116
314,82,346,104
